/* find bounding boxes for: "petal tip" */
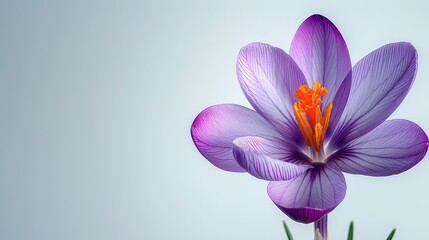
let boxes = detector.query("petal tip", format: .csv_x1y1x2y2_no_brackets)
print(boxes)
389,42,417,59
306,14,329,21
190,105,214,143
301,14,336,29
238,42,271,55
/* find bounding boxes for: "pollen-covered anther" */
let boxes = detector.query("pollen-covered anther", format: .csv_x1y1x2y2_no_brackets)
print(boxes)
293,82,332,152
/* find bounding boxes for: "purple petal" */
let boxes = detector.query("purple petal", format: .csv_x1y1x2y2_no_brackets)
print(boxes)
329,119,428,176
329,43,418,149
232,136,311,181
236,42,306,145
191,104,283,172
289,14,352,135
267,166,346,223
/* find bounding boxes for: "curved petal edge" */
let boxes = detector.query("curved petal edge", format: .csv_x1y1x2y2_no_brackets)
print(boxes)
289,14,352,135
330,42,418,149
232,136,311,181
329,119,428,176
267,166,346,223
237,42,307,145
191,104,284,172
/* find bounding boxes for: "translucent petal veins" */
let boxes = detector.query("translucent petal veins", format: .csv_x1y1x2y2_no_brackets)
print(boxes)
293,82,332,152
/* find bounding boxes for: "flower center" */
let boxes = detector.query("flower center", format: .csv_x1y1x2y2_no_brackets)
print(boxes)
293,82,332,153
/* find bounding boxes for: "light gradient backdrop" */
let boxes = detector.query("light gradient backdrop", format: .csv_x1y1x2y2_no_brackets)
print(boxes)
1,0,428,239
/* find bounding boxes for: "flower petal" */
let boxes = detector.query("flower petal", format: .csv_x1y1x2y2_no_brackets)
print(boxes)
191,104,283,172
329,43,418,149
232,136,311,180
267,166,346,223
329,119,428,176
237,42,306,145
289,14,352,134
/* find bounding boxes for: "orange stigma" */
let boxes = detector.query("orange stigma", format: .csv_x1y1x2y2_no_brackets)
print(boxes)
293,82,332,152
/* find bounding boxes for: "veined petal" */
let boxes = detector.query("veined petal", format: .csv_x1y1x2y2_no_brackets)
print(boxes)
232,136,311,181
191,104,282,172
267,166,346,223
329,43,417,149
289,14,352,135
237,42,306,145
329,119,428,176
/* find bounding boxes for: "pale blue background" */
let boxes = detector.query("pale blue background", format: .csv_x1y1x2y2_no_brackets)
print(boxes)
1,0,428,239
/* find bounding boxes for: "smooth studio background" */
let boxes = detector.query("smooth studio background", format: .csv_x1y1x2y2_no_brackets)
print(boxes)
1,0,428,239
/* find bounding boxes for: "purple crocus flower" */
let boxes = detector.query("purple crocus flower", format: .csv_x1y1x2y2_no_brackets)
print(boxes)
191,14,428,235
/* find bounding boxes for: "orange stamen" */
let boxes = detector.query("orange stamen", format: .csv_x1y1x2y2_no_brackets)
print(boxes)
293,82,332,152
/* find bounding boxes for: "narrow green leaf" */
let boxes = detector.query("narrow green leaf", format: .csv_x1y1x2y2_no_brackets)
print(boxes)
386,228,396,240
347,221,354,240
282,220,294,240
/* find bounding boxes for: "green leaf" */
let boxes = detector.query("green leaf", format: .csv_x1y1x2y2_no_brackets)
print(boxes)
347,221,354,240
386,228,396,240
282,220,294,240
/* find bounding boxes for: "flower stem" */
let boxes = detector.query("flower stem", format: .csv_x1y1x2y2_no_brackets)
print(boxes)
314,215,328,240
